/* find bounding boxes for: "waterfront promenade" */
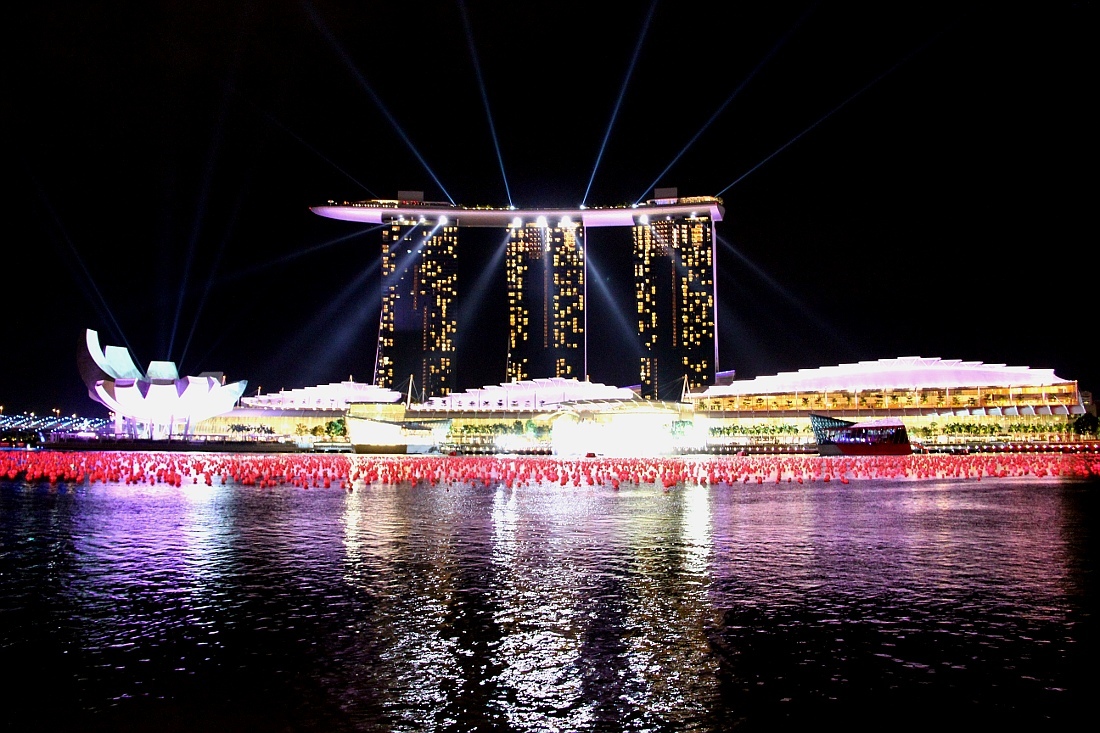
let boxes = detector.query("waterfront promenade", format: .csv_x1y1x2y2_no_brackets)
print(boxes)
4,450,1099,489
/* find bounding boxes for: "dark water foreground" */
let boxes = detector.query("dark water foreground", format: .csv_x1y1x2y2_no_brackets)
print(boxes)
1,475,1094,732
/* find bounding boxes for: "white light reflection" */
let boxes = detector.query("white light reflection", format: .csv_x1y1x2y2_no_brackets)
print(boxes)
180,480,226,585
610,483,722,719
341,477,462,719
490,483,518,568
680,482,713,577
489,483,591,729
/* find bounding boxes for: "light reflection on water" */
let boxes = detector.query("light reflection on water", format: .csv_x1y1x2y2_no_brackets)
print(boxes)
0,476,1094,731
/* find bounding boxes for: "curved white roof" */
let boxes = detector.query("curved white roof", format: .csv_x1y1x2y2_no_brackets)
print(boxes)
81,328,247,429
422,377,636,410
84,329,143,380
241,380,402,409
94,376,246,425
700,357,1072,397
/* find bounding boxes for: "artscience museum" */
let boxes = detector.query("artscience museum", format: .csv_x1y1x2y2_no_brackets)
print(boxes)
78,329,248,439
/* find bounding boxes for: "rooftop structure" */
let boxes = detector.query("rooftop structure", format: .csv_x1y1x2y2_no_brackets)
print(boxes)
241,379,401,410
419,377,638,411
310,193,724,229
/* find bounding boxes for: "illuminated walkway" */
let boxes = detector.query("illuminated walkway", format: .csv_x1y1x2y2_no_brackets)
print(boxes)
4,451,1099,488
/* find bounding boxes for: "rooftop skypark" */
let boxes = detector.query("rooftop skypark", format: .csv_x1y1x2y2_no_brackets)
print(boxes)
311,191,725,229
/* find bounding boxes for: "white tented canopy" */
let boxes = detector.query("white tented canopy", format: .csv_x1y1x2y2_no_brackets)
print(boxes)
698,356,1072,397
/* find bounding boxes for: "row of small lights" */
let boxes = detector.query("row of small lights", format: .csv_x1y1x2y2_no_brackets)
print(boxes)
1,408,85,420
390,212,698,229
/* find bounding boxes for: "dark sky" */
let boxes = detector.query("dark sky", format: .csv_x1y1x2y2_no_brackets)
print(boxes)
3,1,1095,416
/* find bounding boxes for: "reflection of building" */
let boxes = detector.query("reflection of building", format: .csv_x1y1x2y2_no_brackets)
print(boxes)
506,219,585,382
377,196,459,398
633,188,718,400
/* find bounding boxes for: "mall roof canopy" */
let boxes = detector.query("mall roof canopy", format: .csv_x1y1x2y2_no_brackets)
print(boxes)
243,380,401,409
419,377,637,411
697,357,1073,397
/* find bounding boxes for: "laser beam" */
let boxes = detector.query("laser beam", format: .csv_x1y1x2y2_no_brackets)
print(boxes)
177,188,242,375
715,24,949,197
167,88,228,365
581,0,658,208
457,0,513,208
29,171,139,367
219,226,383,285
585,244,638,368
302,0,455,205
716,233,852,349
636,3,817,204
264,262,381,388
235,87,378,199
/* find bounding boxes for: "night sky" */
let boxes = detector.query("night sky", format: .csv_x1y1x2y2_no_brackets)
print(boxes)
4,1,1095,416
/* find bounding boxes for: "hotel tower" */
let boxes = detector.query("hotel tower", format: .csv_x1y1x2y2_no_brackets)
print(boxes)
632,188,718,400
376,194,459,397
311,189,722,399
505,218,585,383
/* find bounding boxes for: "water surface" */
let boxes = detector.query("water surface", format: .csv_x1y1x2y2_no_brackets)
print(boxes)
1,475,1094,731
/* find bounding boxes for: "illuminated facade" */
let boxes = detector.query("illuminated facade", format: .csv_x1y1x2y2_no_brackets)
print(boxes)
691,357,1087,417
633,192,717,400
377,217,459,398
78,329,247,439
505,219,585,382
313,191,724,393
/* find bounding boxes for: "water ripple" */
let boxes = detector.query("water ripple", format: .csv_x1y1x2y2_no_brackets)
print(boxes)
1,476,1094,731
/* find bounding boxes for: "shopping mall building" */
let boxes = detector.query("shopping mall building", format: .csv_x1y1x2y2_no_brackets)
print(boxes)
205,357,1092,455
78,322,1093,453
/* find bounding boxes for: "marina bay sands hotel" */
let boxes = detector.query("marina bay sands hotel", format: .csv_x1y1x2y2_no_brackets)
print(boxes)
311,188,724,400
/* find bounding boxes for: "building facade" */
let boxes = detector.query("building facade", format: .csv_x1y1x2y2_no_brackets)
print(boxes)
633,195,718,400
376,217,459,398
505,219,585,383
313,191,724,395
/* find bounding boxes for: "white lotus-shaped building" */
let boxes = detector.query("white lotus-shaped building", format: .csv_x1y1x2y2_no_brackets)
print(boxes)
79,329,248,438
